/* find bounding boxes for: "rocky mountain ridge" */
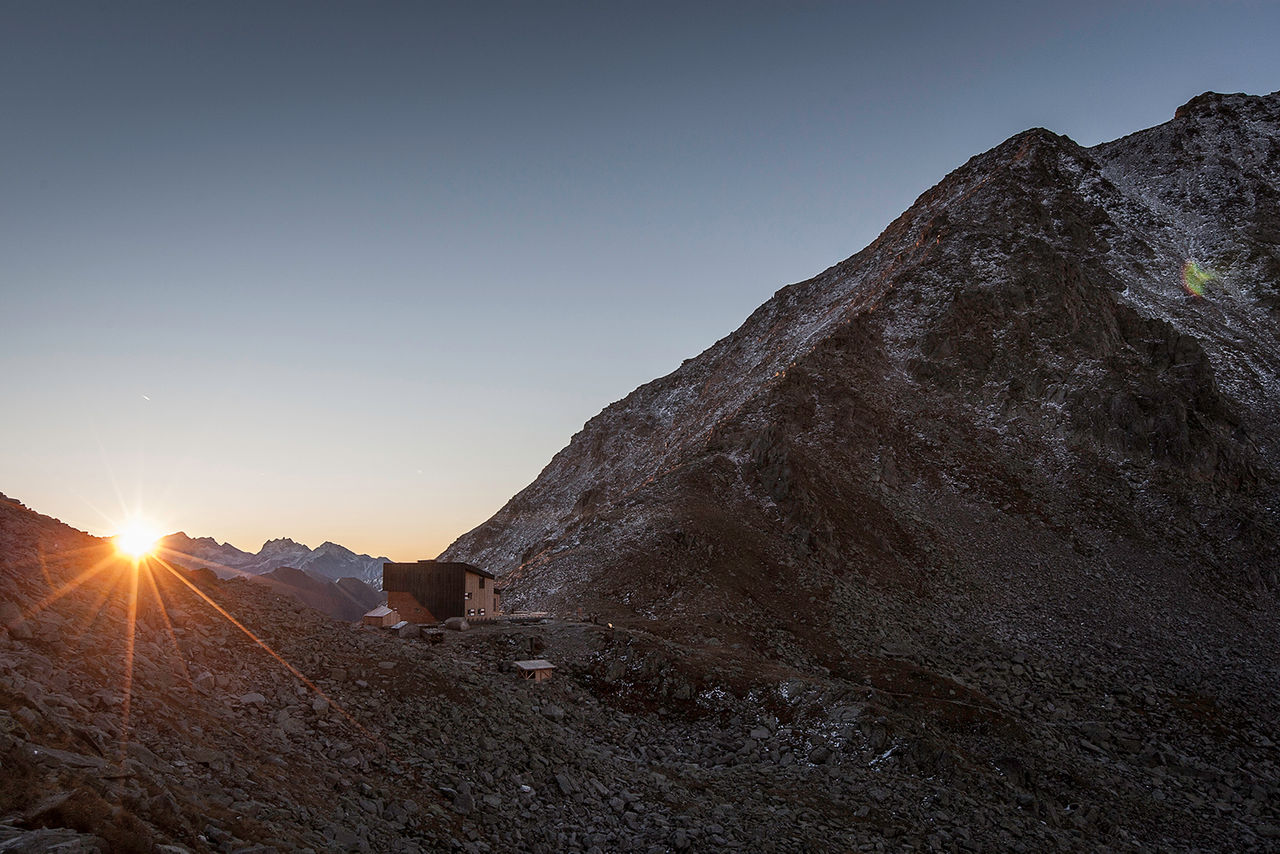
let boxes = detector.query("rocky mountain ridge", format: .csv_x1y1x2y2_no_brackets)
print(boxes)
443,90,1279,622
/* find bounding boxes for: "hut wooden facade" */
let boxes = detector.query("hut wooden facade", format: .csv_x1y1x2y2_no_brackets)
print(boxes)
382,560,500,623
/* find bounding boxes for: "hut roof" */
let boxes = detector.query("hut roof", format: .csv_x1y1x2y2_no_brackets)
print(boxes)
416,559,497,580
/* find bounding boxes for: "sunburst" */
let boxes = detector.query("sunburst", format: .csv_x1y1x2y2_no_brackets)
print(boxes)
8,507,373,766
114,521,160,561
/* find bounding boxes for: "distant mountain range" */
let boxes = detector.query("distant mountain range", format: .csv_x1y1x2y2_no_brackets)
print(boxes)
0,493,388,622
157,532,389,587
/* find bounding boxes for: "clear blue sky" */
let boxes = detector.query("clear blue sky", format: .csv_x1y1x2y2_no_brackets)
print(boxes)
3,1,1278,559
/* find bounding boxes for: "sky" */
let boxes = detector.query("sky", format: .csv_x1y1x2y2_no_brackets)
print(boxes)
3,1,1279,561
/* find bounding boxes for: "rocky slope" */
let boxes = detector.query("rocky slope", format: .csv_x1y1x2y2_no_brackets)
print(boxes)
159,533,388,587
443,92,1279,663
3,493,1278,852
444,90,1279,610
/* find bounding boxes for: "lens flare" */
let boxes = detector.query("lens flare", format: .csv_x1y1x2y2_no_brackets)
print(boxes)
1182,259,1218,298
115,522,160,560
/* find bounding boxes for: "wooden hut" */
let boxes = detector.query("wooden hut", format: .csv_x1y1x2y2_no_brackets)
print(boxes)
382,560,500,623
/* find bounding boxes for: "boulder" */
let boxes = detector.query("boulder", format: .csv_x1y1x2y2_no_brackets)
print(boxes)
0,601,32,640
451,781,474,815
0,827,109,852
444,617,470,632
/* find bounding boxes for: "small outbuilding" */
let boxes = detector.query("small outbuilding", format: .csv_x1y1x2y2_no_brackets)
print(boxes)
362,605,400,627
514,659,556,682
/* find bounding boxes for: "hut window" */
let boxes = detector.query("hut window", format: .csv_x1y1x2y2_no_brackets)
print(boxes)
478,608,485,616
465,591,472,599
479,577,486,589
467,608,475,616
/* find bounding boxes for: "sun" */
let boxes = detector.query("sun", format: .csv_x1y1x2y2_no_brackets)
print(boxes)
114,522,161,560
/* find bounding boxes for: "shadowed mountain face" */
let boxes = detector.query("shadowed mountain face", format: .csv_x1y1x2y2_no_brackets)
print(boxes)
159,533,388,587
444,92,1279,655
250,567,384,622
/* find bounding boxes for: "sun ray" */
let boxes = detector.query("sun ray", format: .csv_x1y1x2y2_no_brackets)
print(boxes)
136,558,193,686
21,551,121,623
36,546,54,589
154,545,252,579
151,556,372,738
2,542,108,569
66,563,132,650
117,557,141,763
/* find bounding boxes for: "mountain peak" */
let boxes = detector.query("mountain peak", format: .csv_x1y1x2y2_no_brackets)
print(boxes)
260,537,306,550
1173,89,1276,120
315,541,349,553
168,532,220,547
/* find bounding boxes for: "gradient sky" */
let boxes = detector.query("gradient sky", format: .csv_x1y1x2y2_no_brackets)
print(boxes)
3,1,1279,561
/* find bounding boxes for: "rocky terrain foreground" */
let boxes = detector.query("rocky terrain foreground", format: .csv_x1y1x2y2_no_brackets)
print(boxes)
2,493,1280,852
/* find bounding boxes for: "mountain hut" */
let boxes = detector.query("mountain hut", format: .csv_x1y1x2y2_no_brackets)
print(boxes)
381,560,500,623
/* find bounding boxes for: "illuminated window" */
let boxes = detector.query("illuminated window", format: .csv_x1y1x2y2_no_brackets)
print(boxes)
478,609,485,616
465,591,472,599
468,608,475,616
